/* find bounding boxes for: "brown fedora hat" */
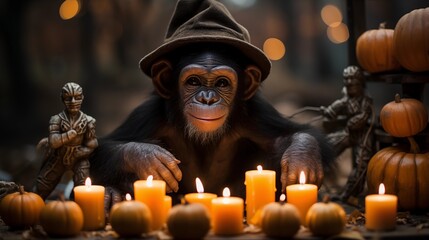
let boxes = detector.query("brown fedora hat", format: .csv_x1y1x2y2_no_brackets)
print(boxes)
139,0,271,81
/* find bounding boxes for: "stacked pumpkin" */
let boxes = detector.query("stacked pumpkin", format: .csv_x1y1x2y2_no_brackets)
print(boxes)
367,94,429,211
356,7,429,73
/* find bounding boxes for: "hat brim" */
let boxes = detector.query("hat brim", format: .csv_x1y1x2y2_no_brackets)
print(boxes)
139,35,271,81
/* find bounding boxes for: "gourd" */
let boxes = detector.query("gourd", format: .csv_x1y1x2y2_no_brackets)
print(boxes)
166,203,210,240
40,197,83,237
305,196,346,237
0,186,45,229
393,7,429,72
260,197,301,238
380,94,428,138
356,23,401,73
110,194,152,237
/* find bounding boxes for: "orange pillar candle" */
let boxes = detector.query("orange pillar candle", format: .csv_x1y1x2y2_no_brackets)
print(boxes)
245,165,276,220
161,195,172,227
73,177,105,231
211,187,244,235
365,183,398,231
184,178,217,212
134,175,166,231
286,171,317,223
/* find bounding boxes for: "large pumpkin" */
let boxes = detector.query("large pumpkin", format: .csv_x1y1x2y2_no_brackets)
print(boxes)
367,143,429,210
393,7,429,72
40,199,84,237
380,94,428,138
356,23,401,73
0,186,45,229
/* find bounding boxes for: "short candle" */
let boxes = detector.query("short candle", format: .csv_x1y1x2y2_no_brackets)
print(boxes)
286,171,317,224
134,175,166,231
245,165,276,221
365,183,397,231
184,178,217,212
211,187,244,235
73,177,105,231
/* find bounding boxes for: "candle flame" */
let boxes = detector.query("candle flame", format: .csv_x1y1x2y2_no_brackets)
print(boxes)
280,194,286,202
257,165,263,172
147,175,153,186
378,183,385,195
196,177,204,193
125,193,132,201
85,177,92,187
299,171,306,184
222,187,231,197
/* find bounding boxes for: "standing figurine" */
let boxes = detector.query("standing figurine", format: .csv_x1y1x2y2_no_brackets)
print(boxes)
34,82,98,199
321,66,374,203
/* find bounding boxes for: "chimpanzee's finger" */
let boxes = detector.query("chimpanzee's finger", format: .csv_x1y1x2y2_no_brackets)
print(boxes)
156,152,182,181
155,159,180,192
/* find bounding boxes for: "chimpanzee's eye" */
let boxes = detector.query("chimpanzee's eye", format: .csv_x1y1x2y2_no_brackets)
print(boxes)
215,77,230,88
186,76,201,86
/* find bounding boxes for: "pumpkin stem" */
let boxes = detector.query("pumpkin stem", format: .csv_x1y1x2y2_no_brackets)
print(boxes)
18,185,25,194
379,22,386,29
394,93,401,103
408,136,420,154
59,193,66,202
322,195,330,204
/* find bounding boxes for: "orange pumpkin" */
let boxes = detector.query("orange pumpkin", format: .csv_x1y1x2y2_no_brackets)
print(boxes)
393,7,429,72
380,94,428,138
356,23,401,73
40,199,83,237
305,196,346,237
0,186,45,228
367,143,429,210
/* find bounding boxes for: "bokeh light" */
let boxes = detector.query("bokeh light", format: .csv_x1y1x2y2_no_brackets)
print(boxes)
263,38,286,61
321,4,342,27
59,0,80,20
327,22,349,44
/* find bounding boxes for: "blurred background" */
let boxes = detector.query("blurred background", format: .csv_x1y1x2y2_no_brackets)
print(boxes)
0,0,428,192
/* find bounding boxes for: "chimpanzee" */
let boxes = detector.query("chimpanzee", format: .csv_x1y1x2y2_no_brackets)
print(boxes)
90,0,334,208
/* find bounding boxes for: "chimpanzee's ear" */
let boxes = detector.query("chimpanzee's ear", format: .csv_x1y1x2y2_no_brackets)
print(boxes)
151,60,173,99
243,65,262,100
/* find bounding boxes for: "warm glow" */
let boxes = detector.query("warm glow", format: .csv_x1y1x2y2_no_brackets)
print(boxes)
59,0,80,20
280,194,286,202
327,22,349,44
147,175,153,186
263,38,286,61
85,177,91,187
299,171,306,184
196,177,204,193
257,165,263,172
378,183,385,195
125,193,132,201
223,187,231,197
321,4,342,27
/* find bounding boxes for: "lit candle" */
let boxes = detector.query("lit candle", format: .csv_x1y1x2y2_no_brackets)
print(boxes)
134,175,166,231
184,178,217,212
245,165,276,220
211,187,244,235
365,183,397,231
73,177,105,231
286,171,317,224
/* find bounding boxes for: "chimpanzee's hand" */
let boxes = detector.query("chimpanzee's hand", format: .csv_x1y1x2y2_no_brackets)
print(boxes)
280,133,323,192
122,142,182,193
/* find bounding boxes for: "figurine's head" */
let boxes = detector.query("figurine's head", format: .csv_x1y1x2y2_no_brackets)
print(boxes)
61,82,84,114
343,65,364,98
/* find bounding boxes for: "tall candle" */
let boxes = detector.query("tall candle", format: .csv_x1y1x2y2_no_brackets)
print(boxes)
134,175,166,231
365,183,397,231
211,188,244,235
184,178,217,212
286,171,317,223
73,177,105,231
245,165,276,221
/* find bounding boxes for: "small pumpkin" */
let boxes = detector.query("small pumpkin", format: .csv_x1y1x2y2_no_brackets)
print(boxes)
305,196,346,237
110,194,152,237
40,197,83,237
380,94,428,138
393,7,429,72
356,22,401,73
167,203,210,240
260,197,301,238
367,138,429,210
0,185,45,229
